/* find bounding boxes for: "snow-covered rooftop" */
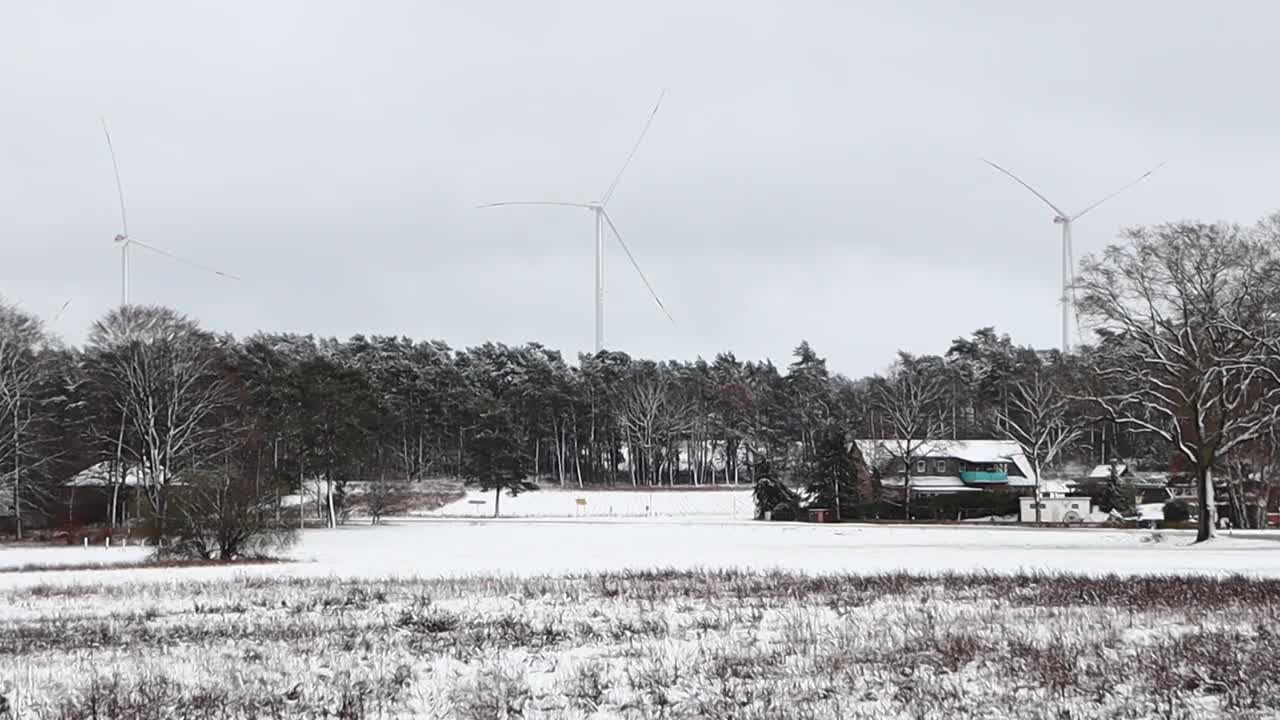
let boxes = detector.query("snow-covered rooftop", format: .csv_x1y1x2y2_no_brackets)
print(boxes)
855,439,1036,483
1088,464,1127,479
64,462,149,488
1039,480,1072,496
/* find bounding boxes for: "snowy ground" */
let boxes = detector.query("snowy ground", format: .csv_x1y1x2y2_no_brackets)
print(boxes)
2,517,1279,590
5,499,1280,718
426,487,754,518
4,567,1279,718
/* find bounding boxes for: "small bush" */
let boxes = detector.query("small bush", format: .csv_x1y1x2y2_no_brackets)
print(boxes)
159,469,298,561
1163,499,1192,524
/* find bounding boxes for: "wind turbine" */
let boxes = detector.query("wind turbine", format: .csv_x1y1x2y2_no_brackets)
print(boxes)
101,118,240,307
983,159,1163,353
478,91,675,353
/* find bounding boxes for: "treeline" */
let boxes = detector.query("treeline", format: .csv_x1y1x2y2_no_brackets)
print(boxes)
6,212,1280,542
0,308,1133,535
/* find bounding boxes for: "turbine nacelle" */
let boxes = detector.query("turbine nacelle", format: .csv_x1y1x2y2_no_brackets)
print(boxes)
984,157,1164,353
103,118,240,306
477,90,673,353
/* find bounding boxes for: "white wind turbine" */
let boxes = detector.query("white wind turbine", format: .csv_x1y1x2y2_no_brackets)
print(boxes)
101,118,240,307
983,159,1163,353
478,91,675,353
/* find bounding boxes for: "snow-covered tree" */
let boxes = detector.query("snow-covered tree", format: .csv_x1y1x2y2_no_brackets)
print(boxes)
1077,218,1280,542
872,353,950,521
803,427,861,520
997,370,1083,524
0,298,51,538
84,306,236,538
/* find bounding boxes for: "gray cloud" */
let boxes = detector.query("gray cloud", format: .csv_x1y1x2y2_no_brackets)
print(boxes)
3,1,1278,375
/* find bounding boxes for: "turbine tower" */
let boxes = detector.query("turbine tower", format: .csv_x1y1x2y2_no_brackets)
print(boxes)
102,118,240,307
983,159,1163,353
478,91,674,353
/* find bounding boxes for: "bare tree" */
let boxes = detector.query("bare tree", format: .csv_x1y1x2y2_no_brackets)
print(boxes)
0,299,48,539
166,460,297,561
616,373,695,486
872,354,949,521
1077,219,1280,542
997,371,1083,524
360,473,416,524
85,306,236,538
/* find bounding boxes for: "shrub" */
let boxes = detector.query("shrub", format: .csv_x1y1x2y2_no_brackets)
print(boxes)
1163,499,1191,524
159,469,297,561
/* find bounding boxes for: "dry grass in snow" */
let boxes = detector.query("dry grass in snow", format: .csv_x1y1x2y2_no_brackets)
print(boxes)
2,570,1279,718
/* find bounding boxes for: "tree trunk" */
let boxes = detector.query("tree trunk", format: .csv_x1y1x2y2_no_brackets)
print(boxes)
1033,458,1042,525
1197,465,1217,542
493,485,501,518
299,466,306,530
326,478,337,529
573,431,584,489
904,468,912,523
12,408,21,541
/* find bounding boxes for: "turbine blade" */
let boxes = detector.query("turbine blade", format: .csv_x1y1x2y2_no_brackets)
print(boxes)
101,117,129,237
1070,162,1166,220
600,89,666,206
982,159,1067,219
476,201,594,210
601,210,675,325
51,300,70,324
131,240,242,281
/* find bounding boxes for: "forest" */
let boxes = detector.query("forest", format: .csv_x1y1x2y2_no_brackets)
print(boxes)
4,215,1280,542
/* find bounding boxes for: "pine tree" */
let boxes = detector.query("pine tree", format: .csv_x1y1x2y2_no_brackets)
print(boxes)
1102,461,1137,517
804,427,861,520
462,406,535,517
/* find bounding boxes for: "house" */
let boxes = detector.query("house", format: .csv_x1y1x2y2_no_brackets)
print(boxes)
854,439,1039,497
1077,463,1171,504
59,462,154,527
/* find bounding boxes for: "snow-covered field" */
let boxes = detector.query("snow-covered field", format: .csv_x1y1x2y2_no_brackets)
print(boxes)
4,564,1279,718
2,517,1279,591
426,487,754,518
5,503,1280,718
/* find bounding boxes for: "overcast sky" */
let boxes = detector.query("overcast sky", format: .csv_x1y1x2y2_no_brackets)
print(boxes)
3,1,1279,376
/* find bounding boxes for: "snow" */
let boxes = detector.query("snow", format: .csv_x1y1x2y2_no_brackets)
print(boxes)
879,475,979,491
426,488,754,519
3,518,1280,590
1138,503,1166,522
1039,480,1071,496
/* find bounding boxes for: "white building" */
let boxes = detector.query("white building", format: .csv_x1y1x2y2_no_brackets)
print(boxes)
1020,496,1105,524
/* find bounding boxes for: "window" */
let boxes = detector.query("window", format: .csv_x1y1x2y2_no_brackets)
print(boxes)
1070,504,1079,510
935,459,947,474
915,460,926,474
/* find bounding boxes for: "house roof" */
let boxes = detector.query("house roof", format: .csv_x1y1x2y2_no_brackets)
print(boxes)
64,462,148,488
855,439,1036,483
1087,464,1127,479
1039,480,1072,496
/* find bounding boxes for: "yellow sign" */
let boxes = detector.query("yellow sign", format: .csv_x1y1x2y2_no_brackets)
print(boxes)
575,498,588,506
